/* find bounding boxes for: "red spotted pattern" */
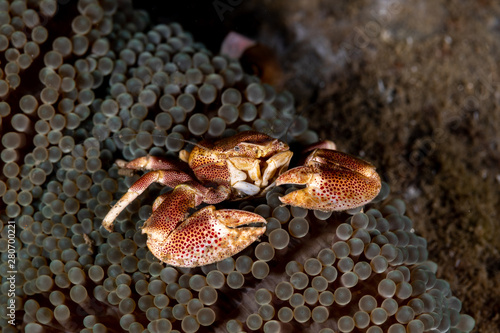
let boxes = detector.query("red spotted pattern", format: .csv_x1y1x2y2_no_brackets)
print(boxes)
146,206,266,267
277,148,381,211
142,185,200,244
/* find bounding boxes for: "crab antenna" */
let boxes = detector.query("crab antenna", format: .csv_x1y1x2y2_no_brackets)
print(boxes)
167,136,208,150
114,132,209,151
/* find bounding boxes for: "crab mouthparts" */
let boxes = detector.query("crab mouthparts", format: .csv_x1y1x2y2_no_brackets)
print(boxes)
228,150,293,197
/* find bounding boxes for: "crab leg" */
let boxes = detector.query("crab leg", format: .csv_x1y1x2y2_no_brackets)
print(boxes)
146,205,266,267
276,149,381,212
102,170,194,231
103,167,232,232
115,155,187,172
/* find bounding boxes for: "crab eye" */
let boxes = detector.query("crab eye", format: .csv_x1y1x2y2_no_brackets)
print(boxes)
234,146,240,151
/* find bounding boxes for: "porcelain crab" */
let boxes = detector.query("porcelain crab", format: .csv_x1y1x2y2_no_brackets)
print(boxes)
102,131,381,267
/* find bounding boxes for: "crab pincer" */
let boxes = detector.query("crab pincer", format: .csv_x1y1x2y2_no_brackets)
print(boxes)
276,149,382,212
143,205,267,267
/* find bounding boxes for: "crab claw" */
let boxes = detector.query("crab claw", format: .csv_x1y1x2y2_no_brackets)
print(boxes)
276,149,381,212
145,206,267,267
